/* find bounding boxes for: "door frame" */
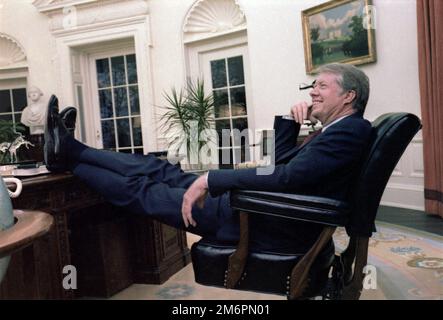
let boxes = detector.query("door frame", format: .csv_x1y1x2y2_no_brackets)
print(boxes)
54,17,156,152
200,46,254,165
184,31,255,166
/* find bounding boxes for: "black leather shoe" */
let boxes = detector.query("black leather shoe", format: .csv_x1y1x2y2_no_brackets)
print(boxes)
44,95,71,172
60,107,77,135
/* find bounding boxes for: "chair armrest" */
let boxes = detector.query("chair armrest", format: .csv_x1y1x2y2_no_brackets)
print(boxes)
0,210,54,259
230,190,350,227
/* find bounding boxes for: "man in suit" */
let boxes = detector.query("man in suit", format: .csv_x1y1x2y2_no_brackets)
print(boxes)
44,63,372,253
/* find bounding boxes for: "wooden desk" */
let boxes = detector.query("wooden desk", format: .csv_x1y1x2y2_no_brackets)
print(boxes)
0,173,190,299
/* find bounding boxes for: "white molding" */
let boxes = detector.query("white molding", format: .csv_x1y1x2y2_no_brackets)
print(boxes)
183,0,246,43
185,31,248,77
54,16,157,153
52,15,149,37
36,0,149,34
410,173,424,178
381,182,424,211
183,26,247,44
412,138,422,143
0,33,27,69
409,139,424,178
33,0,96,13
77,38,135,56
0,67,28,81
379,200,424,211
385,182,424,192
0,32,28,79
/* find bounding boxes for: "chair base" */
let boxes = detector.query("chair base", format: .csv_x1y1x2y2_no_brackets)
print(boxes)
191,239,335,298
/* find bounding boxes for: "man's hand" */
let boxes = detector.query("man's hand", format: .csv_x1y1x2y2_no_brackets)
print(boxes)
290,102,318,124
181,174,209,228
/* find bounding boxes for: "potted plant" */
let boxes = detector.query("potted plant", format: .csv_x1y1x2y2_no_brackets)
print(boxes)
160,79,216,170
0,120,27,165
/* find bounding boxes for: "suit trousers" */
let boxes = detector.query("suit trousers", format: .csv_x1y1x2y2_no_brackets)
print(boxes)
71,147,240,243
67,135,322,253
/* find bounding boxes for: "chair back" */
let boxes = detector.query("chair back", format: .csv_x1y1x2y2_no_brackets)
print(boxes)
346,113,422,237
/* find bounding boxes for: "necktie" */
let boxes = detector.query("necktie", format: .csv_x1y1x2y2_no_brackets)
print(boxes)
300,129,322,147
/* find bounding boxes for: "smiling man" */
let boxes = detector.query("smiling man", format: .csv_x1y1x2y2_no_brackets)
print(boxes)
44,63,372,253
182,64,372,234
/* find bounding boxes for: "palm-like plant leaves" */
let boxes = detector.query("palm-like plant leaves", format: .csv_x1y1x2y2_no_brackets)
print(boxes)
160,80,215,163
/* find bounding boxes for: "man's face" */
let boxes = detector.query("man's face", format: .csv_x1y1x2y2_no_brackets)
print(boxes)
309,72,354,125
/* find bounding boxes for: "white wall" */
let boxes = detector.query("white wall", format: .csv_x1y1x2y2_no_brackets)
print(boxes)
0,0,59,104
236,0,421,128
147,0,195,143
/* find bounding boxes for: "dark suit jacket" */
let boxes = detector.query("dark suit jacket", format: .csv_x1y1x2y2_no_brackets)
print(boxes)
208,113,372,201
209,113,373,253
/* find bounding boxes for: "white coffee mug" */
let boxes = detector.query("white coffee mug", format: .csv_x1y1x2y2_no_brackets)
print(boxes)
2,177,22,198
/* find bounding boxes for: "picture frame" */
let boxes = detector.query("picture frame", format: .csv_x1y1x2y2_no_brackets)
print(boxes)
301,0,376,74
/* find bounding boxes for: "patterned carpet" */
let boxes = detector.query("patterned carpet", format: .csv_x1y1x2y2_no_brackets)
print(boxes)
334,222,442,300
111,222,443,300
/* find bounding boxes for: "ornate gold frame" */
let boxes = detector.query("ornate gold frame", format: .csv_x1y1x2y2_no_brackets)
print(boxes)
302,0,377,74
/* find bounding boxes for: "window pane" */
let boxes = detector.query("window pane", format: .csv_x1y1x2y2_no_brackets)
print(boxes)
228,56,244,86
134,148,144,155
230,87,247,116
0,90,12,113
129,86,140,115
12,88,27,112
132,117,142,146
114,87,128,117
232,117,249,148
232,117,248,131
213,89,229,118
96,58,111,88
116,118,131,148
0,114,12,122
111,56,126,86
14,113,23,125
218,148,233,169
215,119,231,147
120,149,132,154
233,146,251,164
210,59,227,89
101,120,116,149
99,89,113,118
126,54,138,84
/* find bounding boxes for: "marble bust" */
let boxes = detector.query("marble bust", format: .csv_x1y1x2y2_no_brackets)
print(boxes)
21,86,47,135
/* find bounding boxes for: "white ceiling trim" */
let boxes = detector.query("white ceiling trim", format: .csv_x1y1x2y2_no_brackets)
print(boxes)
183,0,247,43
0,33,27,69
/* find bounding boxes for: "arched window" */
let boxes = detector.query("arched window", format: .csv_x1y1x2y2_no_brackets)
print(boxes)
0,34,28,130
183,0,254,169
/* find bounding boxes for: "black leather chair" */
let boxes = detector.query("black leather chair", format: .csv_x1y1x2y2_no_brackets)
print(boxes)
191,113,422,300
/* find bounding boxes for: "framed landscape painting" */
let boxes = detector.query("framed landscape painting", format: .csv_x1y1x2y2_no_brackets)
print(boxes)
302,0,376,74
